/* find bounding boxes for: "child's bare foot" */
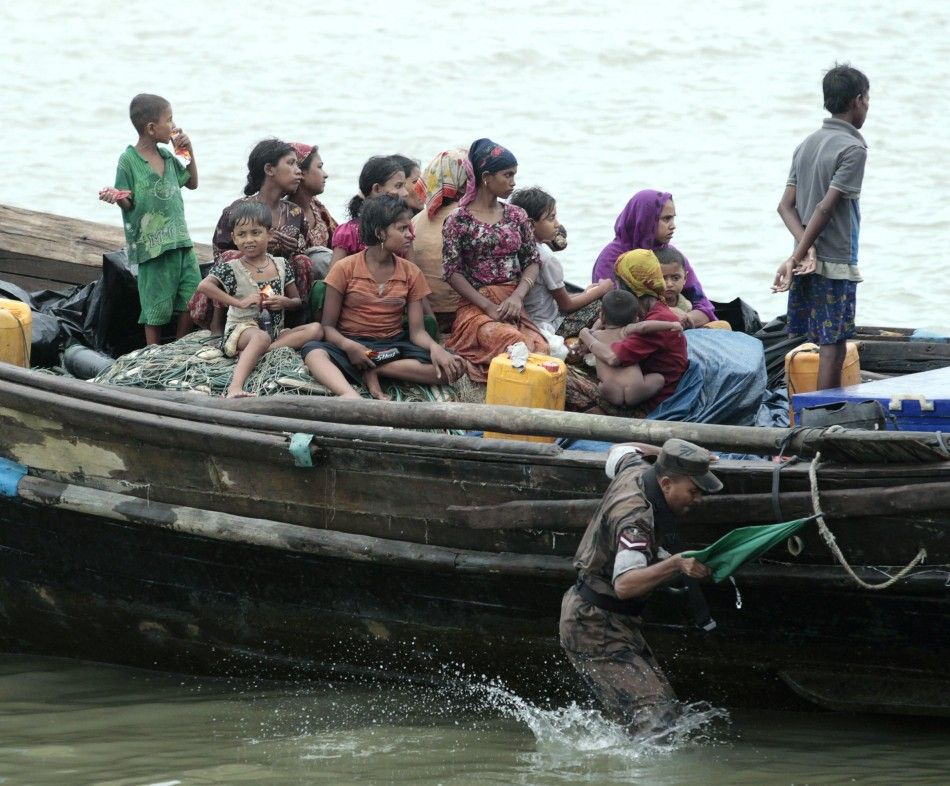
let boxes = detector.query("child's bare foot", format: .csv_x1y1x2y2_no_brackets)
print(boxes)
364,370,389,400
226,387,256,399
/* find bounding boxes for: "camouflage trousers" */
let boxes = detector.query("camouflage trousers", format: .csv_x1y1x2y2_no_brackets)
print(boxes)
562,643,680,736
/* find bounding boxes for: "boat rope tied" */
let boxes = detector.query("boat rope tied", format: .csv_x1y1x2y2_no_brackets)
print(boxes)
808,451,927,590
289,432,315,468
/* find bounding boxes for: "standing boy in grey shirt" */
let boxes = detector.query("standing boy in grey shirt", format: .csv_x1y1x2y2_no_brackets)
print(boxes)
772,64,870,390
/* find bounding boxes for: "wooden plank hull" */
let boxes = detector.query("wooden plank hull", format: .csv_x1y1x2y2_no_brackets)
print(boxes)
0,365,948,716
0,489,947,715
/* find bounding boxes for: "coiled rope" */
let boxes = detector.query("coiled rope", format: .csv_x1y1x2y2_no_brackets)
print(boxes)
808,449,927,590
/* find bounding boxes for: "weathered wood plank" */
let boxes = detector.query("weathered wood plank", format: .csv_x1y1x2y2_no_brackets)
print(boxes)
448,481,950,529
9,364,947,461
0,203,213,287
0,269,73,293
855,339,950,374
16,475,574,580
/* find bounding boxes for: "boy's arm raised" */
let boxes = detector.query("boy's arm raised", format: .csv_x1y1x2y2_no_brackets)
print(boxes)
552,279,613,314
184,154,198,189
579,327,621,367
173,130,198,189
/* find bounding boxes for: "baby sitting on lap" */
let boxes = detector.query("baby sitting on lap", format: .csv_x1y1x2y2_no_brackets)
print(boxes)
579,289,682,407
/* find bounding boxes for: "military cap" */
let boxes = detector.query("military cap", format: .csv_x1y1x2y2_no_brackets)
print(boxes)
657,438,723,493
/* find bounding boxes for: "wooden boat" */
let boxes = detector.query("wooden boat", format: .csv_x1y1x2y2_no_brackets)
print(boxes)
1,204,949,718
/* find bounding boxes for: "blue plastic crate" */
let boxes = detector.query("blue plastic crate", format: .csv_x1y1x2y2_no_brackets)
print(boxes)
792,366,950,432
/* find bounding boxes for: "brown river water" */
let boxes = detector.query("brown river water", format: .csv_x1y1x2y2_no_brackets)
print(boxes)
2,1,950,783
2,654,948,785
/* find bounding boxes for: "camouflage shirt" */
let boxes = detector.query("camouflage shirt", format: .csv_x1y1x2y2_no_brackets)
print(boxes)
559,452,676,656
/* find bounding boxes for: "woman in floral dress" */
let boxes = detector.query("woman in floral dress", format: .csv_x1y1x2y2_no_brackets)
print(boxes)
441,138,548,383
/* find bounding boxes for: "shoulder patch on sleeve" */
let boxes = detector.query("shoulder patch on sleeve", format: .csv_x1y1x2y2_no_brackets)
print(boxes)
618,530,650,553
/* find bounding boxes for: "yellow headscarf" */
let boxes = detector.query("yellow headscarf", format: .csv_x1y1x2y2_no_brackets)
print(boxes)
615,249,665,299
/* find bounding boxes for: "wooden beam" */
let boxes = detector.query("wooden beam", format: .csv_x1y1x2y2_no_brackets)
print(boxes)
15,475,574,580
0,362,946,461
0,203,213,287
449,480,950,529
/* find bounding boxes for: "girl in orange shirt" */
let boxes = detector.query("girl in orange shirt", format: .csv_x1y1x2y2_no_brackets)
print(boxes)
301,196,465,399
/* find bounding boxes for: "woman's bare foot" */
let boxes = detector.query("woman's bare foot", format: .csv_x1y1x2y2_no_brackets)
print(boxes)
226,387,256,399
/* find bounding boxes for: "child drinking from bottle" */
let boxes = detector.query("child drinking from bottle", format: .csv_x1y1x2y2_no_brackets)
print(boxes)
196,202,323,398
99,93,200,345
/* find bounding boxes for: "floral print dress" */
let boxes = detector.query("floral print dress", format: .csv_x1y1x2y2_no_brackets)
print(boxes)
441,203,540,287
440,203,548,382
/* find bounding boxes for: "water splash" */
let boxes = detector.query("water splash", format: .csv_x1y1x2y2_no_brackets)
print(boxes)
465,678,730,758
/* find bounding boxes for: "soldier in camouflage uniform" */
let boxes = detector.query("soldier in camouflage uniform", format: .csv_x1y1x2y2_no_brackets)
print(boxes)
559,438,722,735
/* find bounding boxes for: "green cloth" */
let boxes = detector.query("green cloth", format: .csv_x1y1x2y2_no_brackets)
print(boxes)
115,145,193,264
136,247,200,325
309,279,327,313
682,517,812,583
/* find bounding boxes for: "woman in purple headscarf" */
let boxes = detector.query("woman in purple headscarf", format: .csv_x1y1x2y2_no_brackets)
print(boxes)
592,190,715,328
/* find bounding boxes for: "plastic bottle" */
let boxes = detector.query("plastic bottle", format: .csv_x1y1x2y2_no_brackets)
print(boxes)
171,129,192,163
258,308,274,339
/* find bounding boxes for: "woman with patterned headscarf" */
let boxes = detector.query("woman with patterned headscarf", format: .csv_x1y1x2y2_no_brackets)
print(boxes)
288,142,338,281
592,190,716,328
579,249,688,411
441,138,547,382
409,149,468,332
288,143,338,249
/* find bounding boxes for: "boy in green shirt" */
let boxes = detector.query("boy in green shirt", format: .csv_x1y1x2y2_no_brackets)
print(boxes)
99,93,200,345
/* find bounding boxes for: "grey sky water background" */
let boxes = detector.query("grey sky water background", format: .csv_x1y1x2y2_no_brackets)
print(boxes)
2,0,949,330
3,4,950,781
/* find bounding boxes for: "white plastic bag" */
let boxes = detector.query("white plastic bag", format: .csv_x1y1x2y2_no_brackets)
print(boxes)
507,341,530,371
539,330,568,360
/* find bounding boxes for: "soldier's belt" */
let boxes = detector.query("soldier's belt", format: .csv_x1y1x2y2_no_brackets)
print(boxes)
575,577,646,616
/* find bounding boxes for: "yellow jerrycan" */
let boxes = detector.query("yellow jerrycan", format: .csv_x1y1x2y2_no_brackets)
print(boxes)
484,353,567,443
0,299,32,367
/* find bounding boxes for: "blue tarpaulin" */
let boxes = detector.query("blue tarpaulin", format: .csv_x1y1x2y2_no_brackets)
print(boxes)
647,330,768,426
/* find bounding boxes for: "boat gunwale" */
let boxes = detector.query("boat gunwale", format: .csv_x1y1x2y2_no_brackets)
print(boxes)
1,362,948,467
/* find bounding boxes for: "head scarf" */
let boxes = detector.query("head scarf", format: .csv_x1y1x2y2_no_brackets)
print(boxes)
459,138,517,207
420,148,469,218
615,249,665,299
592,189,672,282
289,142,316,168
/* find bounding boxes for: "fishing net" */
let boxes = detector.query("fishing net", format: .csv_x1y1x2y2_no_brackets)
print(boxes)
93,330,461,404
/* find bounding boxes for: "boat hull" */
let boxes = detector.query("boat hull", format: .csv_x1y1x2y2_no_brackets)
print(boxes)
1,467,947,716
